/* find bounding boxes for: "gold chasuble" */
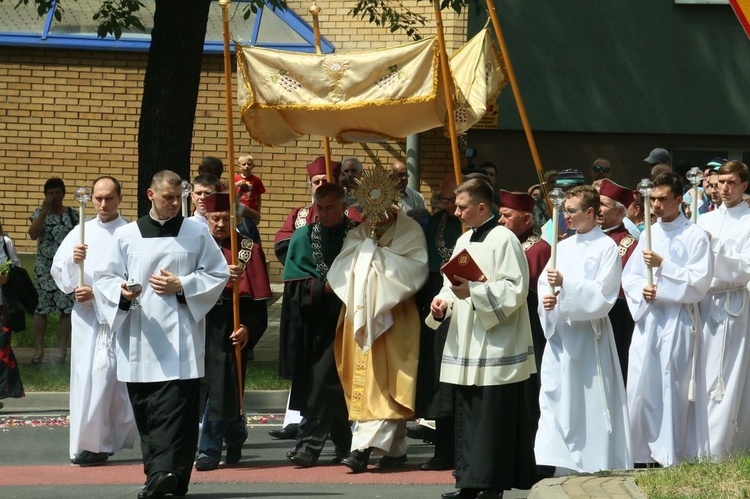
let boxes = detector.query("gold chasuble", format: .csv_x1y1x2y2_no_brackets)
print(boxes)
329,210,428,422
335,300,420,421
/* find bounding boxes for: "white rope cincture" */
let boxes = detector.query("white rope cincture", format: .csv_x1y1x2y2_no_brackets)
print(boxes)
687,303,700,402
94,323,114,371
710,287,747,402
592,318,612,434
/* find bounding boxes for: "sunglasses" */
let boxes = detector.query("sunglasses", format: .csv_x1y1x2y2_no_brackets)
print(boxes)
593,166,611,173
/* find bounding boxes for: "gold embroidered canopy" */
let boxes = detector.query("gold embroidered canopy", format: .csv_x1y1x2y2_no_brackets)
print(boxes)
236,28,506,146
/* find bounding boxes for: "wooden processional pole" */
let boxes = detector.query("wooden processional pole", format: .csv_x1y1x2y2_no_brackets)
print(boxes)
484,0,553,217
219,0,244,415
309,1,334,182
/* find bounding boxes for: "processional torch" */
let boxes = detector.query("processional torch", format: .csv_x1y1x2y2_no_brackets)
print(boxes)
637,178,655,287
548,188,565,293
181,180,193,218
73,186,91,287
686,167,704,224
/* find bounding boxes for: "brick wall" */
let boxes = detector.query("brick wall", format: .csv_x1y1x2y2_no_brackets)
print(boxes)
0,4,467,280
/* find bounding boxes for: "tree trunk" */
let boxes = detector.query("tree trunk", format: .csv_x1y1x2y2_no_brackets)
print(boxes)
137,0,212,216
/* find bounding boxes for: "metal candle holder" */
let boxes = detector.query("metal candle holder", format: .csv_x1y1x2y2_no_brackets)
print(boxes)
181,180,193,217
548,187,565,293
637,178,655,287
74,186,91,287
686,167,704,224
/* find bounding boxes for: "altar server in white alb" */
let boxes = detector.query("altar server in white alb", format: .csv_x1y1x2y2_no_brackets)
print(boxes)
622,171,712,467
94,170,229,499
51,176,136,466
696,160,750,458
536,185,632,474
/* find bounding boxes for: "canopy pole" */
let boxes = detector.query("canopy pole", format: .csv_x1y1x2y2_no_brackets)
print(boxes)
484,0,552,216
433,0,463,188
219,0,244,416
309,1,334,182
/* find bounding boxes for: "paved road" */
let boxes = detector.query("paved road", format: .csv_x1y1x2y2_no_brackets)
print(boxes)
0,413,530,499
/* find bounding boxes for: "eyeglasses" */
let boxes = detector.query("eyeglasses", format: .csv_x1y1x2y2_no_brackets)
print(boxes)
563,207,585,215
440,197,456,203
342,169,358,173
193,191,213,197
593,166,611,173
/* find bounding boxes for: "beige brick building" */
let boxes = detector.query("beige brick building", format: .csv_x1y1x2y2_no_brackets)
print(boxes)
0,1,467,280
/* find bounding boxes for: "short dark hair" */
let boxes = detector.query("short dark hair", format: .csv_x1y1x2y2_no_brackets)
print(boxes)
717,160,749,183
652,171,683,198
193,174,221,191
456,177,493,207
44,177,65,194
314,182,346,202
479,161,497,173
199,156,224,177
565,185,600,213
92,175,122,196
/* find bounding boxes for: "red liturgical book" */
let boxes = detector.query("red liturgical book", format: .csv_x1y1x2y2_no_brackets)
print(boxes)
440,248,488,286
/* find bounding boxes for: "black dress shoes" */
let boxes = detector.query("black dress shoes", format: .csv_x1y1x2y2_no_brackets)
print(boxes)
341,447,373,473
71,450,110,467
268,423,299,440
406,424,436,444
420,456,454,471
290,452,319,468
476,490,502,499
441,489,478,499
378,454,407,469
137,472,179,498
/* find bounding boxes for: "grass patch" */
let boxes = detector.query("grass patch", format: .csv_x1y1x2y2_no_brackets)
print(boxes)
636,455,750,498
19,361,289,392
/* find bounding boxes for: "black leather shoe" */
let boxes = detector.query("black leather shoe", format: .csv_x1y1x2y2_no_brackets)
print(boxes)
286,448,298,459
441,489,478,499
137,472,178,498
378,454,407,469
71,450,109,467
476,490,502,499
420,456,455,471
194,455,219,472
268,423,299,440
341,447,372,473
406,424,436,444
291,452,319,468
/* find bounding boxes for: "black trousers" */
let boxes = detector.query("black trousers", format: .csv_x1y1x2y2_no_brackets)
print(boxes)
297,417,352,458
454,383,536,492
127,378,201,492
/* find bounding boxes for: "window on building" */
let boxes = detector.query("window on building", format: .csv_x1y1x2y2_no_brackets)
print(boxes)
0,0,334,53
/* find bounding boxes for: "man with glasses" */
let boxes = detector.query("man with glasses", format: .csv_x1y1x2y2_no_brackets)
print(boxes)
622,171,712,466
536,185,632,474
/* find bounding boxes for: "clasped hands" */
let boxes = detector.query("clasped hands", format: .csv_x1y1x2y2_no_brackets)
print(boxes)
119,269,182,301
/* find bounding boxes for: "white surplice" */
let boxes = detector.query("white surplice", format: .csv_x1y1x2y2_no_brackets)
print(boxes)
535,226,632,473
93,217,229,383
622,213,712,466
697,203,750,458
51,216,136,459
427,225,536,387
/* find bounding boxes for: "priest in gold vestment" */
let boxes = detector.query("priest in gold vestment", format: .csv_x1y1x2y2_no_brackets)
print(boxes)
328,166,428,472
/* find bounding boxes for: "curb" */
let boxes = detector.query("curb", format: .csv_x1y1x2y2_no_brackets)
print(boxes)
529,473,646,499
0,389,289,415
